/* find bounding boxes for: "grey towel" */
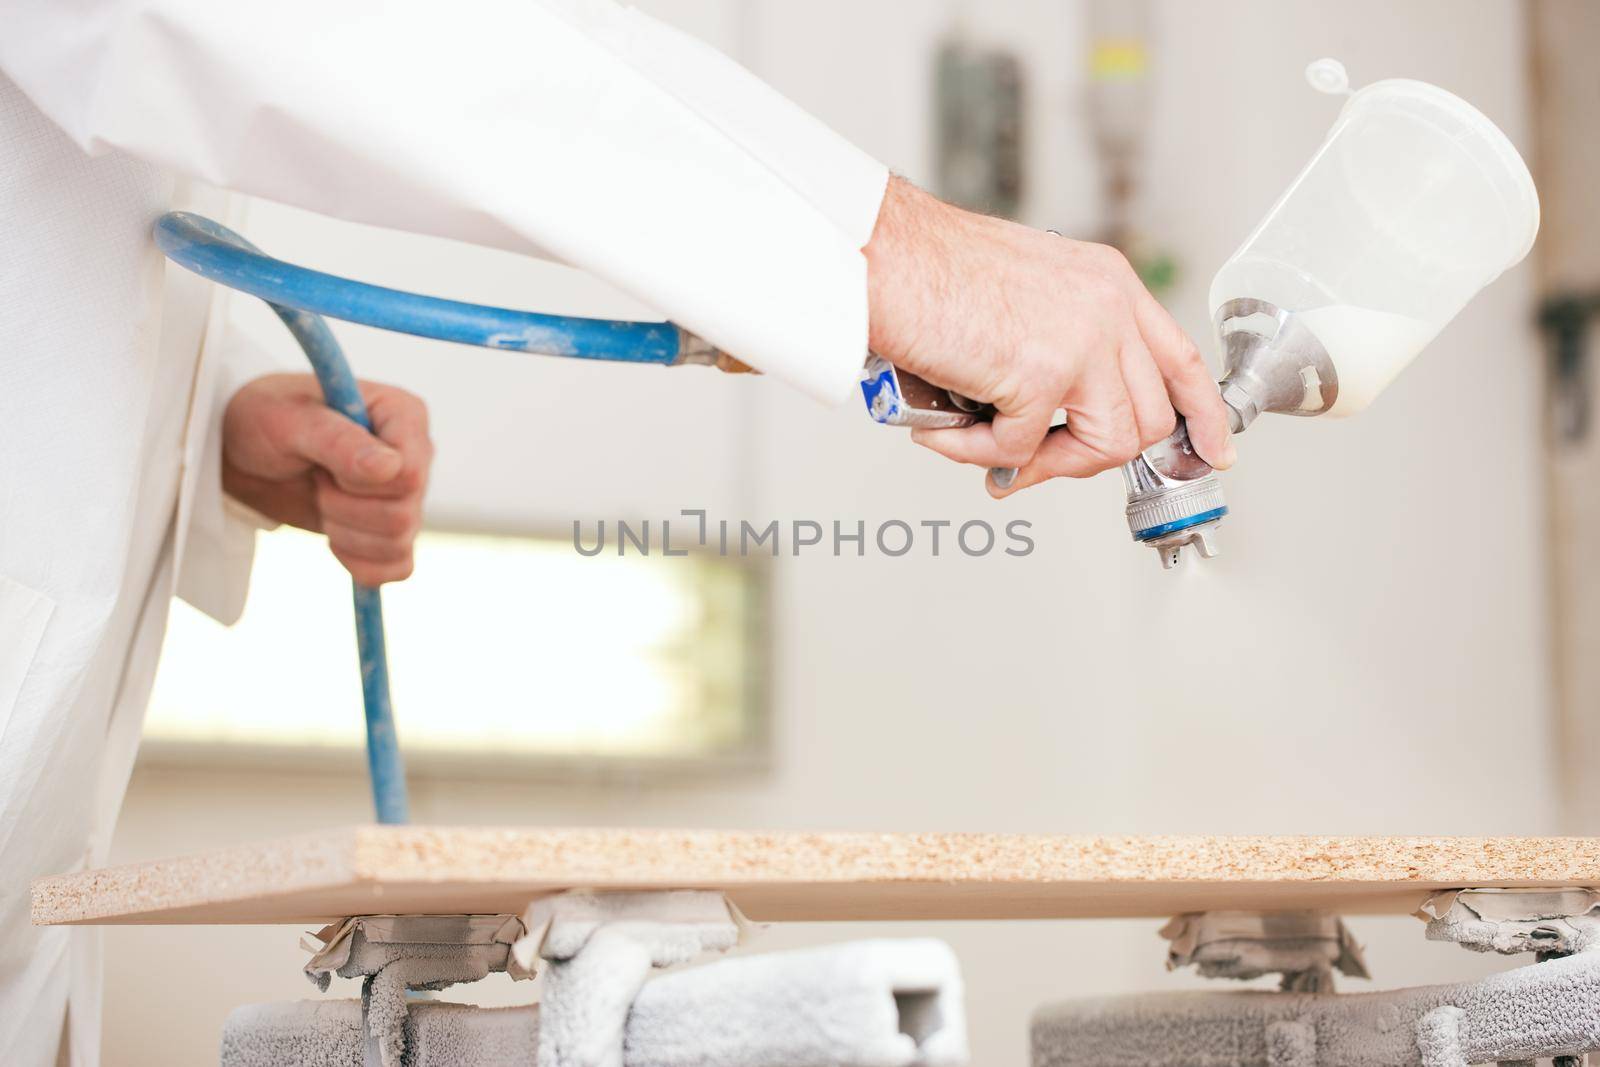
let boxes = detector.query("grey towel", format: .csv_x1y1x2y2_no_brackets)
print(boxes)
1031,951,1600,1067
222,938,967,1067
220,1001,368,1067
221,1000,533,1067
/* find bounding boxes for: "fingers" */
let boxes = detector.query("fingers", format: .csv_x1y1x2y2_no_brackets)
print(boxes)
1039,350,1143,470
1116,336,1178,450
922,416,1137,499
996,431,1125,493
909,391,1056,470
918,354,1147,496
1131,289,1236,470
994,398,1171,495
316,470,423,586
288,406,406,493
328,543,415,587
981,353,1147,496
283,386,433,499
361,384,434,499
225,374,432,586
318,480,422,540
311,383,431,586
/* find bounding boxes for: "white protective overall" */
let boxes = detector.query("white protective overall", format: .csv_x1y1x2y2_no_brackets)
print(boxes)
0,3,889,1063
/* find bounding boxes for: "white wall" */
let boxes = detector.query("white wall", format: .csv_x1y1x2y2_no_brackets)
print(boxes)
104,1,1553,1064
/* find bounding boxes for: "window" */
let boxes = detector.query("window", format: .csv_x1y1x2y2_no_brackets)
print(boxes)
141,527,768,776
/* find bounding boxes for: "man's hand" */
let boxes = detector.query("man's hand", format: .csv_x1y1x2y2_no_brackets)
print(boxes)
864,177,1235,495
221,374,433,585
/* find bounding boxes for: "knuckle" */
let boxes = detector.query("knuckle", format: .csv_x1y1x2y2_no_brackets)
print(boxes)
389,507,423,541
1091,243,1134,280
379,385,429,426
1176,338,1206,371
1099,289,1134,323
1143,408,1178,447
364,504,405,538
393,465,427,496
315,480,345,513
384,509,414,539
338,535,372,560
316,421,355,463
1109,430,1142,464
1083,273,1124,308
262,404,303,449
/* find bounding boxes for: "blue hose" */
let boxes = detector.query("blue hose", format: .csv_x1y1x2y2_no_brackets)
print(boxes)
254,295,412,826
155,211,697,824
156,212,684,363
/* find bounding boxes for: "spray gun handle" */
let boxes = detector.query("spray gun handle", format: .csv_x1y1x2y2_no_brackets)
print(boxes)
859,355,1019,488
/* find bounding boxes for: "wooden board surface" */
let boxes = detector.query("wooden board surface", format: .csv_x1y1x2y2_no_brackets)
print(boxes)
32,827,1600,926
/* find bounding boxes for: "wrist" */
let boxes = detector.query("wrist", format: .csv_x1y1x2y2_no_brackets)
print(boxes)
865,176,946,358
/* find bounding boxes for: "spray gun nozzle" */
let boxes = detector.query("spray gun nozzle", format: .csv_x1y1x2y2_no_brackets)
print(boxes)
1121,299,1344,570
1121,418,1228,569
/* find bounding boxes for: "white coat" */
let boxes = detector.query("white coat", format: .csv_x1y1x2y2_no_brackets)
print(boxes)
0,2,888,1063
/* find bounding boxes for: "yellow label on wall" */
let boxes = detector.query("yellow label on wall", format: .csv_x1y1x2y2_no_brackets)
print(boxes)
1090,39,1149,81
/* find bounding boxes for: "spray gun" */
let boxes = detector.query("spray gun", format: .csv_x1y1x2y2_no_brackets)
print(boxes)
858,301,1328,568
868,60,1539,570
1121,298,1337,567
1123,61,1539,569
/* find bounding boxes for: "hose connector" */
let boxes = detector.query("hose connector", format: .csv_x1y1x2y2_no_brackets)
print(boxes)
674,329,756,373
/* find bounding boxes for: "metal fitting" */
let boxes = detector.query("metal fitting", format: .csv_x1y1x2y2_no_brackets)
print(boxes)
1161,910,1369,993
1420,888,1600,959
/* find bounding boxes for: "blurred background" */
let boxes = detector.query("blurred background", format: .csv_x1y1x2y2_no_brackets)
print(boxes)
101,0,1600,1062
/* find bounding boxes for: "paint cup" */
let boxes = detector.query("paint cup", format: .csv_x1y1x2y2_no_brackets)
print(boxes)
1207,59,1540,417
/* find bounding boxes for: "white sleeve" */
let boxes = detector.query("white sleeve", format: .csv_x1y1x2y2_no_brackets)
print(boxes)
173,324,288,624
0,0,889,403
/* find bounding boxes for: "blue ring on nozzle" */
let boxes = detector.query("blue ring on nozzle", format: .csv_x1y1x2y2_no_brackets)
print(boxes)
1132,507,1229,542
